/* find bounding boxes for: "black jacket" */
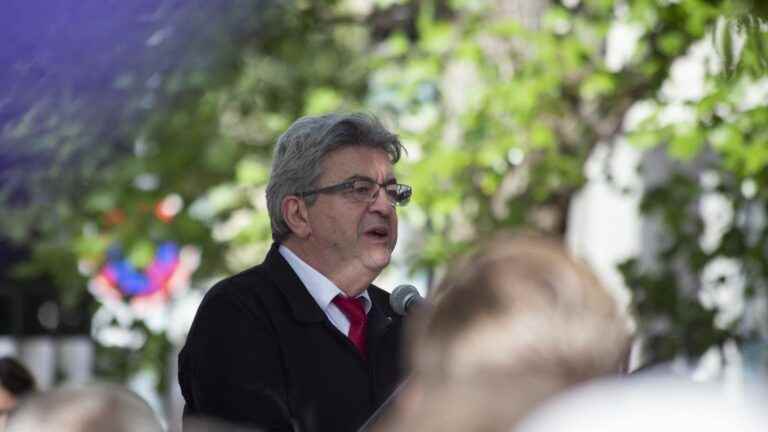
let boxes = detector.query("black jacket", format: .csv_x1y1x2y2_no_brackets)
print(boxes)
178,243,406,432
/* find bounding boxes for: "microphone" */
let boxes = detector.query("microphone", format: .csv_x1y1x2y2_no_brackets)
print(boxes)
390,284,426,316
359,285,424,431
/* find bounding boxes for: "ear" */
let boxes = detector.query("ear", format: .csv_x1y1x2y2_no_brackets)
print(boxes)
282,195,311,239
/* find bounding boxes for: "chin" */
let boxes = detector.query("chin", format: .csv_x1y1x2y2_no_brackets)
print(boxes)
363,250,392,271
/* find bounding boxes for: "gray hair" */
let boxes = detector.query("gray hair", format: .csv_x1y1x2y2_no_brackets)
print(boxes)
266,112,405,242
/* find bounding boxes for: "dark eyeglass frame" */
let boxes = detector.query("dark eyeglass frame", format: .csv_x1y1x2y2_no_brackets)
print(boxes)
297,177,412,207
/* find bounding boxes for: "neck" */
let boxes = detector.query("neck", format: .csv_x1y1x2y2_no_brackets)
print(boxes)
282,239,377,297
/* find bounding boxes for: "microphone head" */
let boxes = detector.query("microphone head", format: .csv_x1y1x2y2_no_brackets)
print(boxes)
391,284,421,316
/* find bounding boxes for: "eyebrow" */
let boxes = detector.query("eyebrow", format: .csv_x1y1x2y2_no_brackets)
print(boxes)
345,174,398,185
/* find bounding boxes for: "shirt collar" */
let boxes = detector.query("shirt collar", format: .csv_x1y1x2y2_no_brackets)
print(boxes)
278,244,371,313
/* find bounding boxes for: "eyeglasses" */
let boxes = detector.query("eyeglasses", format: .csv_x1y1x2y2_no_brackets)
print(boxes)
297,177,412,207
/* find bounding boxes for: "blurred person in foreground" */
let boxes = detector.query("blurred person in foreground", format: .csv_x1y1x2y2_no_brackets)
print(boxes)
0,357,36,431
516,372,768,432
6,383,162,432
179,113,412,431
377,232,633,432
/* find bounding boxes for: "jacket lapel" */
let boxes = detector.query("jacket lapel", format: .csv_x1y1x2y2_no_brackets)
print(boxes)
262,243,326,324
262,243,398,365
365,288,397,364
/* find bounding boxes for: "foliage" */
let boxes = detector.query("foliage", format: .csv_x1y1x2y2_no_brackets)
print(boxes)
364,0,768,365
3,0,767,389
1,0,263,238
617,1,768,363
2,0,377,392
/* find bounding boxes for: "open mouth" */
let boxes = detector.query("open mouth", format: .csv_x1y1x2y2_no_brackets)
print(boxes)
364,226,389,240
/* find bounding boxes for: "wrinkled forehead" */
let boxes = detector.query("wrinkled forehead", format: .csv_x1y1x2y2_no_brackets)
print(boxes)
320,145,395,181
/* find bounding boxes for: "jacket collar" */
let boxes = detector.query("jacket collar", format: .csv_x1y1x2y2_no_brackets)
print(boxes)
263,243,328,324
263,243,396,335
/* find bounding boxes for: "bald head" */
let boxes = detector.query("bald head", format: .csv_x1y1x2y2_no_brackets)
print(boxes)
7,383,163,432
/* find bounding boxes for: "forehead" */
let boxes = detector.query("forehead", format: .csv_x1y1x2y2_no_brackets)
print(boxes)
321,146,394,179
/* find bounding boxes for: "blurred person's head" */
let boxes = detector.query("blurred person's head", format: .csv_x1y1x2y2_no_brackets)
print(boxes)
0,358,36,430
183,415,267,432
417,232,631,382
382,372,575,432
517,372,768,432
6,383,163,432
386,232,633,431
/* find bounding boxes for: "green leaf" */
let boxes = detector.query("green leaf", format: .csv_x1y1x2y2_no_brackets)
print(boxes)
420,22,455,55
668,125,704,160
235,157,269,186
85,191,118,213
487,19,524,39
659,31,686,56
530,122,556,149
127,240,155,269
627,129,664,150
305,87,344,115
579,72,616,99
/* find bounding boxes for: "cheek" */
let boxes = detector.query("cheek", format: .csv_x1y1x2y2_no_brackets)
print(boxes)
312,203,345,233
320,208,363,240
392,216,399,240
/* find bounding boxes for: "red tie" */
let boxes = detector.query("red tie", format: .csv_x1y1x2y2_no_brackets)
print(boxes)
333,295,367,358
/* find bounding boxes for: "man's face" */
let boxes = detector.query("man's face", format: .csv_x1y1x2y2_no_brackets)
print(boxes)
305,146,398,277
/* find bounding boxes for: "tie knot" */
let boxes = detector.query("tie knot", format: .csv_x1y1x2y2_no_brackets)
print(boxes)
333,295,366,325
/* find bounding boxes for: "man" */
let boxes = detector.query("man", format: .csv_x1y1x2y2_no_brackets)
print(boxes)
179,113,411,432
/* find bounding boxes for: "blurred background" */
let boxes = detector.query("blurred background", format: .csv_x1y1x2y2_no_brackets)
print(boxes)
1,0,767,429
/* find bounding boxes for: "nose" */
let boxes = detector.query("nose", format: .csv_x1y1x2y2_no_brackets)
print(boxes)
368,186,395,216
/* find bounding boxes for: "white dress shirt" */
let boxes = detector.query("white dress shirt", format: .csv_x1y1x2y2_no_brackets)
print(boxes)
279,245,372,336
